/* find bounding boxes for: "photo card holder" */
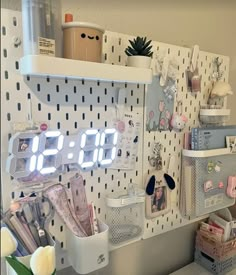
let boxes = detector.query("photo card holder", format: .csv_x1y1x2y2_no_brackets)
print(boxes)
145,170,171,219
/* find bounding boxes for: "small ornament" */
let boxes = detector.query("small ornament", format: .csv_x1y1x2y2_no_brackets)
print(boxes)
170,101,188,132
149,142,163,170
186,68,202,93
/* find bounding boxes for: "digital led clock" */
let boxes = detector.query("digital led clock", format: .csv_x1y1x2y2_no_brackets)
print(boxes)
6,128,118,181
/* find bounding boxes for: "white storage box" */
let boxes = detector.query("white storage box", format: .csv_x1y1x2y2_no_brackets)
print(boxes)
199,109,230,125
66,220,109,274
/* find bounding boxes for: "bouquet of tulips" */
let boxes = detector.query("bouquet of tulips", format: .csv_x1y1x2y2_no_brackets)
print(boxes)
1,227,56,275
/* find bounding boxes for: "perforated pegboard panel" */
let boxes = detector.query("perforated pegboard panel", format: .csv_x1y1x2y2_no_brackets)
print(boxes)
1,8,230,271
142,41,229,239
1,9,144,270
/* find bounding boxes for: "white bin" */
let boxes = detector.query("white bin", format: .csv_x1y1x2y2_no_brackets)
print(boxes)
66,220,109,274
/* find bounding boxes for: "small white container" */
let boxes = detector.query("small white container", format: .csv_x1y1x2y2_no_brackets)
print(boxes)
106,188,145,246
199,109,230,125
66,220,109,274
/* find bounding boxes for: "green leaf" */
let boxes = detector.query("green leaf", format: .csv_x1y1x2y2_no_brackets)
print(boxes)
129,40,137,50
142,40,152,50
125,49,132,56
6,257,33,275
52,269,56,275
141,45,153,55
126,46,138,55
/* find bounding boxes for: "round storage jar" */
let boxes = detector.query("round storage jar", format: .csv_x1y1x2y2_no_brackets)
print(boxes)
62,22,105,62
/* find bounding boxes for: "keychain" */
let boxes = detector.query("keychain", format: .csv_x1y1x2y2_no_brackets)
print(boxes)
186,45,201,93
170,101,188,131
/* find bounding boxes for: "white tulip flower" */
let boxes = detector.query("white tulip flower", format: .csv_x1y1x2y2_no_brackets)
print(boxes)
30,246,55,275
1,227,18,257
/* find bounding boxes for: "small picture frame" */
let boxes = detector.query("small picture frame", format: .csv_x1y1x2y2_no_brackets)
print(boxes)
145,170,171,219
226,136,236,153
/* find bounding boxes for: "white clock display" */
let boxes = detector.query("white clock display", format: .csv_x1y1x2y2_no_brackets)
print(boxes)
6,128,118,181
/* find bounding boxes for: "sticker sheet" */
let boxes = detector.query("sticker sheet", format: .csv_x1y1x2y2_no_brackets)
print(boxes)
110,112,141,170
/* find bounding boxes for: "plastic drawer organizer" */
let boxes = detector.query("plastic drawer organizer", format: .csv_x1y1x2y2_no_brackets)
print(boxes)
195,248,236,275
180,148,236,219
196,230,236,261
106,186,145,247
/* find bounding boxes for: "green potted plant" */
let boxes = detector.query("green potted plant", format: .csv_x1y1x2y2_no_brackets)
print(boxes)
125,36,153,68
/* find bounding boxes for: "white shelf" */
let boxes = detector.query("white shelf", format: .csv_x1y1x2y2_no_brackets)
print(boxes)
20,55,153,84
182,148,231,158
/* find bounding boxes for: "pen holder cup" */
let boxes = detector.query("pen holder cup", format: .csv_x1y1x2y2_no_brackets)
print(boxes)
66,220,109,274
6,232,55,275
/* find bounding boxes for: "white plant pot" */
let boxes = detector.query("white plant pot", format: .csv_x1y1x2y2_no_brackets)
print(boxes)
127,56,151,69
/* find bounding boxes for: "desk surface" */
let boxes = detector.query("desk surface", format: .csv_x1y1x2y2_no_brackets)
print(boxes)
170,262,236,275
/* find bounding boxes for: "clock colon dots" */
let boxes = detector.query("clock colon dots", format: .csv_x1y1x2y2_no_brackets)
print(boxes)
6,128,118,181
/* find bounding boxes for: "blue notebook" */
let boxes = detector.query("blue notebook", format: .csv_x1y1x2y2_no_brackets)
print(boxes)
191,125,236,150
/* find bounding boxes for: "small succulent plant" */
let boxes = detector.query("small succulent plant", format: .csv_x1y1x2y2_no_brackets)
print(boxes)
125,36,153,57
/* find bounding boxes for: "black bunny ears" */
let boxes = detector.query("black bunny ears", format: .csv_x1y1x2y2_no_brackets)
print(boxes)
145,173,175,196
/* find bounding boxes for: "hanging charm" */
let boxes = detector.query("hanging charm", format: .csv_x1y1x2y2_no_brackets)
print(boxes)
212,57,224,82
186,45,202,93
170,101,188,131
149,142,163,170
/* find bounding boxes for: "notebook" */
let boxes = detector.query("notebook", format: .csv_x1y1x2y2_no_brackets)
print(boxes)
191,125,236,150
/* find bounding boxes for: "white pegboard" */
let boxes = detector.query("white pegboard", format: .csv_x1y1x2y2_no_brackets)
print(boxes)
1,8,230,271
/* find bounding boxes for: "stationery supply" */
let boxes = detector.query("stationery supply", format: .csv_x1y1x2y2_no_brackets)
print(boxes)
70,174,93,236
195,209,236,274
1,222,28,257
1,195,54,257
209,213,232,242
44,173,100,238
191,125,236,150
45,184,88,237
